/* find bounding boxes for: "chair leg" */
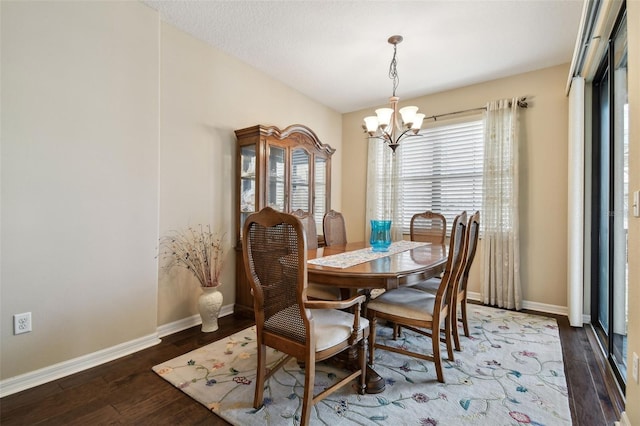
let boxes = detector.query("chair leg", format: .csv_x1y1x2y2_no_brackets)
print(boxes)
392,323,401,339
432,322,444,383
461,297,470,337
444,315,454,361
253,344,266,408
300,353,315,426
452,302,462,352
368,317,377,366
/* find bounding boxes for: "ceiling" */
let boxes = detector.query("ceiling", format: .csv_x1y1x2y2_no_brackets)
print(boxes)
143,0,585,114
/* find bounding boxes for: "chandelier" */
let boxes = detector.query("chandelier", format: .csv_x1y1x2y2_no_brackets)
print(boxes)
363,35,425,152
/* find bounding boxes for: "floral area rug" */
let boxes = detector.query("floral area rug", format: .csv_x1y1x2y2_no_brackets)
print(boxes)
152,305,571,425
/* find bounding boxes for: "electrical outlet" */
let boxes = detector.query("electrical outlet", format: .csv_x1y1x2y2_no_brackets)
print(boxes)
13,312,32,335
633,352,639,384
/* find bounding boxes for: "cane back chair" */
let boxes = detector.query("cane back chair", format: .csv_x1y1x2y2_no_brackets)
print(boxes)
322,209,347,247
291,209,342,300
242,207,368,425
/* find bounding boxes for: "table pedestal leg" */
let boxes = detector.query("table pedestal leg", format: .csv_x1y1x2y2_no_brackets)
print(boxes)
364,365,386,394
328,344,385,394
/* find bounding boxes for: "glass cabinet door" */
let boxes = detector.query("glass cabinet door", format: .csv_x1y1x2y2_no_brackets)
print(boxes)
291,148,310,212
239,145,256,236
267,145,286,211
314,157,327,229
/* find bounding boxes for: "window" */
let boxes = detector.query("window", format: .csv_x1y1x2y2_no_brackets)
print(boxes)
398,116,484,234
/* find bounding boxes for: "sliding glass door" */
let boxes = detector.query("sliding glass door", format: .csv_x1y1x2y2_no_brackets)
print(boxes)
591,11,628,390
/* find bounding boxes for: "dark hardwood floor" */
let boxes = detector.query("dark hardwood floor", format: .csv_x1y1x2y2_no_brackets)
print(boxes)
0,309,622,425
524,309,623,426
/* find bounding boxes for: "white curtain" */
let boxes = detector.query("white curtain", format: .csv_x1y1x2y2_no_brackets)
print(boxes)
481,98,522,310
567,77,585,327
365,139,404,241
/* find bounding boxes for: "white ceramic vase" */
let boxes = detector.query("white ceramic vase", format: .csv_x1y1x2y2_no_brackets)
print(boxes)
198,286,223,332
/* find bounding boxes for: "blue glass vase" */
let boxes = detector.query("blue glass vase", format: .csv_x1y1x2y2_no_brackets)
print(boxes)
370,219,392,252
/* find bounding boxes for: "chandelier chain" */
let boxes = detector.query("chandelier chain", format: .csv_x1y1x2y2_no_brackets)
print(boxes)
388,44,399,97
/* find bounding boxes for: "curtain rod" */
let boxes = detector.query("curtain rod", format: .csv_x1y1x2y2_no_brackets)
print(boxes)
425,97,529,121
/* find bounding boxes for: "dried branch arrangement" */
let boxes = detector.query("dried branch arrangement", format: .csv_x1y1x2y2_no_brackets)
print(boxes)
159,225,226,288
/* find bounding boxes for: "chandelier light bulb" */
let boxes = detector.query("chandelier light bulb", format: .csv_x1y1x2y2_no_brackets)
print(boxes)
375,108,393,127
364,116,379,135
411,113,425,132
399,106,418,126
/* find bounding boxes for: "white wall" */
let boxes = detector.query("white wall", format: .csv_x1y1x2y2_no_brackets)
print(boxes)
2,1,160,379
0,0,342,385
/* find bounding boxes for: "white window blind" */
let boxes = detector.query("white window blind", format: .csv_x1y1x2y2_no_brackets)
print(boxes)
398,116,484,235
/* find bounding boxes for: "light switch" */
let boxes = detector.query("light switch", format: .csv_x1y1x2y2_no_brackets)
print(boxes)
634,190,640,218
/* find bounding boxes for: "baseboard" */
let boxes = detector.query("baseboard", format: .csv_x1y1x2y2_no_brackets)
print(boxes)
614,411,631,426
521,299,568,316
467,291,483,302
157,303,234,338
0,332,161,398
467,291,571,318
0,303,236,398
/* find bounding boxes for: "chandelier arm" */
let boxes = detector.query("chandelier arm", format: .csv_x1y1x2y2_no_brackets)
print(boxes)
368,134,391,143
392,128,416,145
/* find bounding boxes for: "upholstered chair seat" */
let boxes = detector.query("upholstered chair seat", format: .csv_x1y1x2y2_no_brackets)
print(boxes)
367,287,437,322
264,305,369,352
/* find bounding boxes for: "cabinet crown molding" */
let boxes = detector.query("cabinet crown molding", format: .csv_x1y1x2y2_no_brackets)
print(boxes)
235,124,336,155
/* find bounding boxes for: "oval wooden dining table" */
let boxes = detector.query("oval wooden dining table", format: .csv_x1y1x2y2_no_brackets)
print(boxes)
306,241,448,394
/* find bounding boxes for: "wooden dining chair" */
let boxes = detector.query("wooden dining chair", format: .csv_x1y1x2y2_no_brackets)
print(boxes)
291,209,342,300
366,212,467,383
390,210,445,338
242,207,368,425
323,209,347,246
413,211,480,351
410,211,447,244
291,209,319,250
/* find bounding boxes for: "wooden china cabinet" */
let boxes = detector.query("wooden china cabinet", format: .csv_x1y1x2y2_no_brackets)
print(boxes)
234,124,335,317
